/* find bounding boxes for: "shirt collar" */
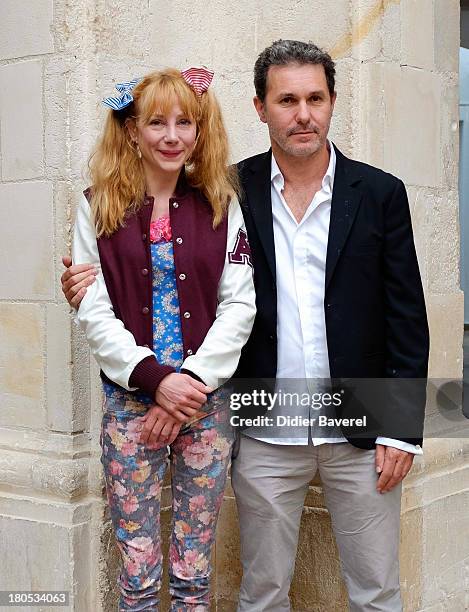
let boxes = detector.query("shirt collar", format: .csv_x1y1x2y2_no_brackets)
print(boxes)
271,140,336,194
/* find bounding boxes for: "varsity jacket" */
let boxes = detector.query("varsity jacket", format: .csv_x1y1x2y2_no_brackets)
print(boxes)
72,179,256,400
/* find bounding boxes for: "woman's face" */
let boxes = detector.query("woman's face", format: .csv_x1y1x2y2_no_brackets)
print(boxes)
129,102,197,177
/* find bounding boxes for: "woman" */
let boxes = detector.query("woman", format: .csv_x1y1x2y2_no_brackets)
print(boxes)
72,68,255,610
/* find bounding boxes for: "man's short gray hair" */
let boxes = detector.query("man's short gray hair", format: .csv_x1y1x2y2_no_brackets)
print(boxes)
254,39,336,101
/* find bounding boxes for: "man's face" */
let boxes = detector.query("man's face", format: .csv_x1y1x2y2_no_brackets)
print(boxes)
254,63,336,158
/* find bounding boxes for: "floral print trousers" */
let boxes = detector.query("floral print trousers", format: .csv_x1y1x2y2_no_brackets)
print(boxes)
100,391,234,611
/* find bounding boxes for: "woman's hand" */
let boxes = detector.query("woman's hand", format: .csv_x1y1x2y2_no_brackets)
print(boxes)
140,405,182,448
155,373,212,422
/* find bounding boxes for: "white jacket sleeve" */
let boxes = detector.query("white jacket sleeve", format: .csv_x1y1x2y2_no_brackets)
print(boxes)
72,194,156,390
180,197,256,388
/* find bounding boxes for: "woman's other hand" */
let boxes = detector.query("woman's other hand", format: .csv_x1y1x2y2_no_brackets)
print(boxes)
140,405,181,447
155,373,212,422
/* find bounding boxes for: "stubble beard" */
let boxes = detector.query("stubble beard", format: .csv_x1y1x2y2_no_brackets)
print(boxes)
269,125,326,159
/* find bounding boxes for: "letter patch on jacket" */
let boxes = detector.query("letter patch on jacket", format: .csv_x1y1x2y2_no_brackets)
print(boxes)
228,229,252,267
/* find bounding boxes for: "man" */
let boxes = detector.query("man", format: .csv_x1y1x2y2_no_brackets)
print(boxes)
62,40,429,611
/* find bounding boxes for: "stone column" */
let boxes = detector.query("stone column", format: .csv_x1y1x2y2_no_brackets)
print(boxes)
0,1,106,610
349,2,467,608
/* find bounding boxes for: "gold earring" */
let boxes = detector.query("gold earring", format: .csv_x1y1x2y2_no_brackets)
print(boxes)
133,141,142,159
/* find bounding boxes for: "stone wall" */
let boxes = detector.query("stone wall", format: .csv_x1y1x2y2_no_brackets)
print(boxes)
0,0,466,610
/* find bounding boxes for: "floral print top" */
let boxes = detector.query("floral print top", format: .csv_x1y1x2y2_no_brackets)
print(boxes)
103,215,184,403
149,216,184,370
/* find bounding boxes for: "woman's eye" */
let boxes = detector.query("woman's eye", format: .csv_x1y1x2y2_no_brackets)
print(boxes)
178,118,192,125
150,118,164,125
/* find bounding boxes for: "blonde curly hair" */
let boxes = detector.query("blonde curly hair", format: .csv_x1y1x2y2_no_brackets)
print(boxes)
88,69,238,237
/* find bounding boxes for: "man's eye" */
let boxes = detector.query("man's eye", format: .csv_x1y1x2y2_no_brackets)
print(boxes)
281,97,294,104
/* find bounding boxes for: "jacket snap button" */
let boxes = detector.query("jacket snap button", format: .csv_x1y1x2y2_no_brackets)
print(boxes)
187,349,193,355
141,268,149,276
142,306,150,315
173,202,179,208
142,233,147,241
179,273,186,280
183,311,191,319
143,344,149,348
176,237,183,244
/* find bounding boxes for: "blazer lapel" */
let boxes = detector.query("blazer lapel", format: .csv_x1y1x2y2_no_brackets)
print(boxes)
243,150,277,282
325,145,363,290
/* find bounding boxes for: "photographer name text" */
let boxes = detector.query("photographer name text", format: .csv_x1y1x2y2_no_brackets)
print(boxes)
229,415,367,427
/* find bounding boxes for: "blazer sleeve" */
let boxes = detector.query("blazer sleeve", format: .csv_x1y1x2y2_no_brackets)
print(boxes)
72,193,175,396
382,178,429,445
383,179,429,377
180,197,257,388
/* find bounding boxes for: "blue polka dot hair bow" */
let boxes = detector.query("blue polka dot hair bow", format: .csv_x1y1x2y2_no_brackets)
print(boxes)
102,78,141,111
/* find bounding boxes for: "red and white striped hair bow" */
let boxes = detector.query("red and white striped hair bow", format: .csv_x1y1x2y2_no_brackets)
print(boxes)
181,67,214,96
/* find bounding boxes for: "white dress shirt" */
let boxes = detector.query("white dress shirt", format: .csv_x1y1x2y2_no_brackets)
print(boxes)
244,143,422,454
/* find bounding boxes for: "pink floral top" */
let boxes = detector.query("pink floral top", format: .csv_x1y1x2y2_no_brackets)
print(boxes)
149,215,172,243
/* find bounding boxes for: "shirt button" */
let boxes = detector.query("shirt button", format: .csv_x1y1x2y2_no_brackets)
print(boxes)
179,273,186,280
173,202,179,208
141,268,149,276
183,311,191,319
142,306,150,315
176,237,183,244
186,349,193,355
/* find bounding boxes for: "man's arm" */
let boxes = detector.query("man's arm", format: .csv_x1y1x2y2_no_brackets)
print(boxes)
383,178,429,383
374,177,429,492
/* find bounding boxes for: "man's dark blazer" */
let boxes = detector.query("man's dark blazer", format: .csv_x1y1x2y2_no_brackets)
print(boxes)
234,144,429,450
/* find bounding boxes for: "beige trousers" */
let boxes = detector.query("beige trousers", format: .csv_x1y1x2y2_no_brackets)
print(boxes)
231,435,402,612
